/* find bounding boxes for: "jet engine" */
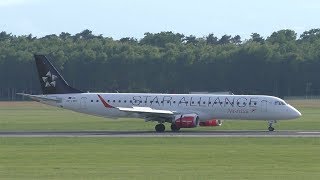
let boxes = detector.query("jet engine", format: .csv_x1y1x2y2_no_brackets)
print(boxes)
173,114,199,128
199,119,222,127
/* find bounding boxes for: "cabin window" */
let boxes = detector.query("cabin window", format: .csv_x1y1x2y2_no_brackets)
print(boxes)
203,102,206,104
173,101,176,103
209,102,211,104
275,101,286,105
118,100,121,103
91,100,93,102
124,100,127,103
113,100,116,103
96,100,99,102
192,101,194,104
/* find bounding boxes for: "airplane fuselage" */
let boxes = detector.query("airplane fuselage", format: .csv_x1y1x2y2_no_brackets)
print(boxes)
42,93,301,122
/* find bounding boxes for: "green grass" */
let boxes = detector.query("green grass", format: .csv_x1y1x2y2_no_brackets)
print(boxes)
0,137,319,180
0,101,319,131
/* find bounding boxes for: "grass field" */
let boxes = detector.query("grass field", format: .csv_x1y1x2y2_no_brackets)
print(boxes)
0,100,319,131
1,138,320,180
0,100,320,179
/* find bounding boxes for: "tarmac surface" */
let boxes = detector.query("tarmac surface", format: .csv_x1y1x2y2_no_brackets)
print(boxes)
1,130,320,137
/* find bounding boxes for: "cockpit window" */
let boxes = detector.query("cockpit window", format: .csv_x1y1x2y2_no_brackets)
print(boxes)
275,101,286,105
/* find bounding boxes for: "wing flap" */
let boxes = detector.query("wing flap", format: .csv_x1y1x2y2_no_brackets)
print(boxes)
118,106,175,115
117,106,176,122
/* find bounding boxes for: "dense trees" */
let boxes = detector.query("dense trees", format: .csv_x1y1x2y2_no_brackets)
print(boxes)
0,29,320,100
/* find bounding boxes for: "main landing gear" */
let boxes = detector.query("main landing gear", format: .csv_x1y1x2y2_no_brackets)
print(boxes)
267,120,277,131
155,123,181,132
170,123,180,132
155,123,165,133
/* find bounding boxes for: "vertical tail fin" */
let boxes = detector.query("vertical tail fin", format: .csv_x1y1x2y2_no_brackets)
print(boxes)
34,55,83,94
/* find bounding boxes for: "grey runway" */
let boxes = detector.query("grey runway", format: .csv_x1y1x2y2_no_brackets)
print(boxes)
0,130,320,137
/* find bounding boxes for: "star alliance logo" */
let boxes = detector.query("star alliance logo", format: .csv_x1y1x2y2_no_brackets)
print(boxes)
42,71,58,87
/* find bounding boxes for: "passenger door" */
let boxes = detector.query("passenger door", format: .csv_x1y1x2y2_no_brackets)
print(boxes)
80,97,87,109
261,100,268,112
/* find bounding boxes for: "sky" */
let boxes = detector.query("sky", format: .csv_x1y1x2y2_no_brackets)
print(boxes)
1,0,320,40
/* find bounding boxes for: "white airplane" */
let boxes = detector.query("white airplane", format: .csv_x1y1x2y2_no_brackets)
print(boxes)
19,55,302,132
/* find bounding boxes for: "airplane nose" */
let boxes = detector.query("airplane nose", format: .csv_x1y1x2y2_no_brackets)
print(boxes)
295,109,302,118
291,107,302,118
287,104,302,119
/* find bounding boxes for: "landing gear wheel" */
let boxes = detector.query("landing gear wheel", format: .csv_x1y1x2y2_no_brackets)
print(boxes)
267,120,277,132
170,124,180,132
155,124,165,133
268,126,275,131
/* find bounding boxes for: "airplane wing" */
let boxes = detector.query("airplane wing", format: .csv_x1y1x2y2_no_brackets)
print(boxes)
98,94,177,122
17,93,60,102
118,106,175,115
117,106,177,122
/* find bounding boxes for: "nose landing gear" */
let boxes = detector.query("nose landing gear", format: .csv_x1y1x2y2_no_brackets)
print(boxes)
267,120,277,131
268,126,275,132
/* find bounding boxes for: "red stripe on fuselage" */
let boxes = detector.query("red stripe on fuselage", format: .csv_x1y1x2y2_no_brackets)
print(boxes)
98,94,114,108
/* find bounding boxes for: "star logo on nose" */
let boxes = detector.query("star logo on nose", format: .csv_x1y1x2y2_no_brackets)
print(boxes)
42,71,58,87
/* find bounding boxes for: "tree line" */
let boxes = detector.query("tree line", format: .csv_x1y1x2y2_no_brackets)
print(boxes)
1,29,320,100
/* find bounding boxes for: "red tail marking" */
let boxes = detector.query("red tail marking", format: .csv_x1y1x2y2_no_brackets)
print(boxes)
98,95,114,108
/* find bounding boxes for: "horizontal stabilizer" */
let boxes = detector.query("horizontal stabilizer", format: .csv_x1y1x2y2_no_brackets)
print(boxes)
17,93,60,102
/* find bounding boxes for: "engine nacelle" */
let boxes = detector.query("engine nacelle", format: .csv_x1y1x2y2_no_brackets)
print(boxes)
199,119,222,127
174,114,199,128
